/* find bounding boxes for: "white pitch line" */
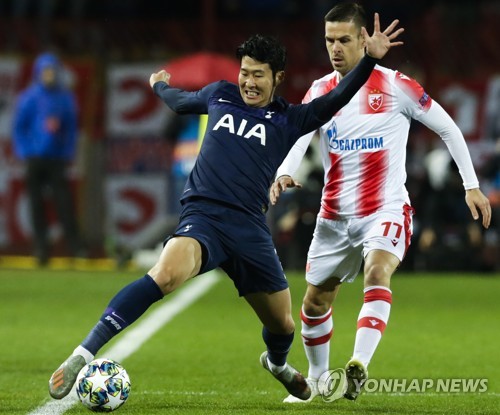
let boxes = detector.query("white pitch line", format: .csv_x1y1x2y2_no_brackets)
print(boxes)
27,271,221,415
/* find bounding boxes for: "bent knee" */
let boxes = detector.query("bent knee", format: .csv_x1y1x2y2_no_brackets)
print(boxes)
283,316,295,334
364,263,393,287
302,298,331,317
267,315,295,335
149,264,188,295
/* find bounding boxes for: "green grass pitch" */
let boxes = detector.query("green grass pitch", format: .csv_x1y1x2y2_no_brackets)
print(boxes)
0,268,499,414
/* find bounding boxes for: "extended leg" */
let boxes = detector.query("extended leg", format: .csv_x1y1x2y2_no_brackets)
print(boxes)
49,236,202,399
284,278,341,403
345,249,399,400
246,289,311,401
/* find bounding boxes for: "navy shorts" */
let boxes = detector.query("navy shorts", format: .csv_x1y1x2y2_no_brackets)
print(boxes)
167,198,288,296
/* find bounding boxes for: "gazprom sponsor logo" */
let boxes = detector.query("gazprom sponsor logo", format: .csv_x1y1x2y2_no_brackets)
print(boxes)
326,120,384,151
329,136,384,151
327,120,338,140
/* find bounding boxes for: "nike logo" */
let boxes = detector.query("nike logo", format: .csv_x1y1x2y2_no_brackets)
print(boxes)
218,98,232,103
111,311,126,323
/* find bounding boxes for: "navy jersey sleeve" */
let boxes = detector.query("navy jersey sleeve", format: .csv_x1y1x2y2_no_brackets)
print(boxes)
153,81,223,114
311,55,378,121
288,55,378,134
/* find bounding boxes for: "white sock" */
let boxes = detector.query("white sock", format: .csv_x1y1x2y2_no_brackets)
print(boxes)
73,345,94,364
301,307,333,380
352,286,392,367
266,358,286,375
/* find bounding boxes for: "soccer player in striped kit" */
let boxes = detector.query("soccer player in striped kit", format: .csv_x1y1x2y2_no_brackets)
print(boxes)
270,2,491,402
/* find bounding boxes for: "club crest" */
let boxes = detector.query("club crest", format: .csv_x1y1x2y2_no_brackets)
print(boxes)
368,89,383,111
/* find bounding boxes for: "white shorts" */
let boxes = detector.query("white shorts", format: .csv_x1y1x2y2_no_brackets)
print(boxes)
305,204,414,285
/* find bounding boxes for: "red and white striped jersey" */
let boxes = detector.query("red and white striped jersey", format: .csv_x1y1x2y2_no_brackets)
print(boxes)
277,64,479,219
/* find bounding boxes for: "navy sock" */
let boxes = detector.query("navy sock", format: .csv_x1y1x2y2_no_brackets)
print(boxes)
262,327,294,367
81,321,114,355
81,274,164,355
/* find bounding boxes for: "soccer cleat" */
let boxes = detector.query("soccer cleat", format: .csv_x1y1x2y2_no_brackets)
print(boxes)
283,378,319,403
49,354,87,399
343,359,368,401
260,351,311,401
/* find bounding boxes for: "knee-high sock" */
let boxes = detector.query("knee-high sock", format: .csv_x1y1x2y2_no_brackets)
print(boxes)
80,274,164,355
300,307,333,380
262,327,294,369
352,285,392,367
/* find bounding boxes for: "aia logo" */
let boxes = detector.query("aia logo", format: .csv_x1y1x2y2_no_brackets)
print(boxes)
368,89,383,111
213,113,267,146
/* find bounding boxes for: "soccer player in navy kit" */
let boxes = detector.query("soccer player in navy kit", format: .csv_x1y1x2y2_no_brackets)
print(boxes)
49,15,403,401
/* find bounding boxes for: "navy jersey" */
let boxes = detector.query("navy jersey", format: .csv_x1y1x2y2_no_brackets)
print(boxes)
154,55,377,216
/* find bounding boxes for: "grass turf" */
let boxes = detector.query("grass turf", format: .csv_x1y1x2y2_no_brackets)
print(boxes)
0,268,498,414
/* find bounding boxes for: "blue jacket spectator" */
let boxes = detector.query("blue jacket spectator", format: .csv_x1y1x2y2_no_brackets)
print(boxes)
13,52,77,161
12,52,82,265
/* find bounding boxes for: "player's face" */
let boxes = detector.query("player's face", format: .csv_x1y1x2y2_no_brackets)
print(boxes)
325,20,365,77
238,56,283,108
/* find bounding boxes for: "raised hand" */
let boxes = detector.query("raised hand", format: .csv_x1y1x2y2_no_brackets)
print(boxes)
149,70,171,88
362,13,404,60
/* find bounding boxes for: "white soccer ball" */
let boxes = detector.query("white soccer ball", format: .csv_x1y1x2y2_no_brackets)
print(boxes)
75,358,131,412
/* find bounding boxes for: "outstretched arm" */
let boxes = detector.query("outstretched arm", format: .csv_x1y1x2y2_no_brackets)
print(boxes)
149,70,219,114
416,100,491,229
269,131,319,205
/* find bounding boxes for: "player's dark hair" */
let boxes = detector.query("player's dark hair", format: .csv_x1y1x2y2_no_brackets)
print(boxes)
236,34,287,75
324,2,367,31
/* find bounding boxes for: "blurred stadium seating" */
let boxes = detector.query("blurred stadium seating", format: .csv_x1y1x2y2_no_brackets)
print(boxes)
0,0,498,271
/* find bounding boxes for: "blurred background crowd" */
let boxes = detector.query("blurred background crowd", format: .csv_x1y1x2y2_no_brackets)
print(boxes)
0,0,498,271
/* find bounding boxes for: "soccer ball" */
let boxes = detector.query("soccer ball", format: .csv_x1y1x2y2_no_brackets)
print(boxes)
76,358,131,412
